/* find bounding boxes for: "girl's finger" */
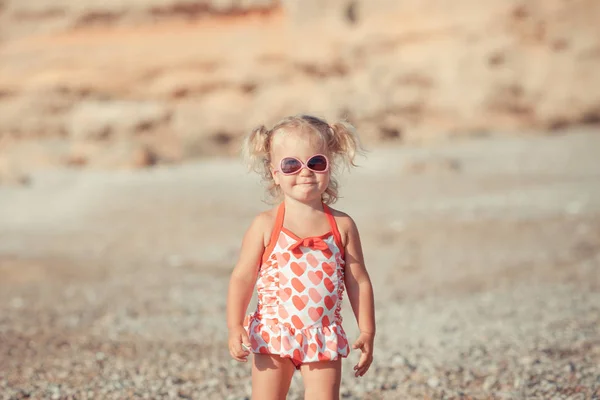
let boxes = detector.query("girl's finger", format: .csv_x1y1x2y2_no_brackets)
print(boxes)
241,333,251,347
358,363,370,376
355,358,372,376
229,344,249,361
229,350,240,361
233,338,250,355
360,362,372,376
231,351,248,362
236,348,250,358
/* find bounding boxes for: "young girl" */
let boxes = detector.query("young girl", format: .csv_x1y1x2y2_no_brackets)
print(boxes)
226,115,376,399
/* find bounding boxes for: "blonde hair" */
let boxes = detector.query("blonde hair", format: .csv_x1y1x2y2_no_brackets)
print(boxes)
241,114,364,204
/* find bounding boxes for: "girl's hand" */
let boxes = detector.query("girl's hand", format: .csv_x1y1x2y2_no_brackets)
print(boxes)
228,325,251,362
352,331,374,377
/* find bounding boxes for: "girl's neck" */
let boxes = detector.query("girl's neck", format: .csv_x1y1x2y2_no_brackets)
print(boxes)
283,197,324,217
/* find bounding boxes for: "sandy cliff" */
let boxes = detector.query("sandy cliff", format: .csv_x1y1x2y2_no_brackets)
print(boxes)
0,0,599,181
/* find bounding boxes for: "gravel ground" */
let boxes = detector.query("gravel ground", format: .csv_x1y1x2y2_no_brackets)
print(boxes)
1,128,599,399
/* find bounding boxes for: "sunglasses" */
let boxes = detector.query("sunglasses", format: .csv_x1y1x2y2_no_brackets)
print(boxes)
275,154,330,175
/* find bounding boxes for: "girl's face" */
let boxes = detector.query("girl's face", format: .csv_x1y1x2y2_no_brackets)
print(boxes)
270,128,331,204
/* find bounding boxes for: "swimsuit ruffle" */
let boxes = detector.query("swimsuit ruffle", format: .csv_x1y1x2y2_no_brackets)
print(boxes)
244,314,350,363
253,255,280,318
333,251,346,324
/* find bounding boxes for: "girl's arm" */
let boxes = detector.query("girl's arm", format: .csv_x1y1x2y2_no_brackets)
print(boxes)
341,215,376,377
226,213,268,362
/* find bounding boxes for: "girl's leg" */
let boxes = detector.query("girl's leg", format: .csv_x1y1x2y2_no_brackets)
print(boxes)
299,359,342,400
251,354,296,400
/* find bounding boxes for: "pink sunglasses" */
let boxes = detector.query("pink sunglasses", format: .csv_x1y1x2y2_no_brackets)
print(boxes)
274,154,330,175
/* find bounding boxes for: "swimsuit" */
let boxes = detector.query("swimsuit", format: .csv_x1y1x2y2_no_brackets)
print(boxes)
244,202,350,369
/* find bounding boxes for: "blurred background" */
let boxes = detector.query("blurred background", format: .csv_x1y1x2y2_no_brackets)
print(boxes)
0,1,599,399
1,0,599,180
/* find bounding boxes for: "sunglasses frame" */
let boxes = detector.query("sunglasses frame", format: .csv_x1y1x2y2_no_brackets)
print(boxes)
274,154,330,175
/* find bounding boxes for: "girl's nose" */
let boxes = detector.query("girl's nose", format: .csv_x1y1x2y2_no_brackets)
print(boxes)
299,166,313,176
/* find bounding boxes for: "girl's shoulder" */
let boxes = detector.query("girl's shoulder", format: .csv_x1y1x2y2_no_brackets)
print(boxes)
250,206,279,247
254,207,278,227
326,206,359,246
326,205,354,225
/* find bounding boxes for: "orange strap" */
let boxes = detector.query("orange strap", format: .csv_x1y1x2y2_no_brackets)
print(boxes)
263,202,345,263
262,202,285,263
323,204,345,259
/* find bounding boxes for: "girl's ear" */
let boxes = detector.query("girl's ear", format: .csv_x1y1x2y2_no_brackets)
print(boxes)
271,167,280,185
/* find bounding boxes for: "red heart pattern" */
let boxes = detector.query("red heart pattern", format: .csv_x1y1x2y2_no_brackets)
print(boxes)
261,331,270,344
324,277,335,293
279,272,289,285
326,340,337,352
278,305,289,319
308,288,322,303
337,336,348,351
292,295,309,311
306,253,319,267
293,349,302,361
279,287,292,301
307,270,323,285
276,252,290,266
290,262,307,276
308,306,324,322
271,336,281,351
306,343,318,358
324,295,337,310
282,336,292,351
277,235,289,248
291,278,305,292
291,315,304,330
322,262,335,276
243,227,350,365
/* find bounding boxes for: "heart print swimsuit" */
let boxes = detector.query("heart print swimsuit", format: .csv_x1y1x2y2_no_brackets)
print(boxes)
244,202,350,369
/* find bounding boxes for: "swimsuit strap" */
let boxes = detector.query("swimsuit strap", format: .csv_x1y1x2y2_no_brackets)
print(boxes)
323,203,345,259
262,202,345,263
262,202,285,263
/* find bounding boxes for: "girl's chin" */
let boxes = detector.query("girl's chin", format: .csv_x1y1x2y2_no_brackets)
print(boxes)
286,187,325,201
294,185,322,194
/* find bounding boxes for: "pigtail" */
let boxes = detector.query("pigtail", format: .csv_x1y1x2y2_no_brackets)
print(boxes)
241,125,271,174
241,124,281,203
328,121,364,169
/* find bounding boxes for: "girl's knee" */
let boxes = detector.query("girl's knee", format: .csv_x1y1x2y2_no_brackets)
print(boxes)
303,386,340,400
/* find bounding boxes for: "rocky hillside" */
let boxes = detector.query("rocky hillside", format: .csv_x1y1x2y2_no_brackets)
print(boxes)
1,0,599,181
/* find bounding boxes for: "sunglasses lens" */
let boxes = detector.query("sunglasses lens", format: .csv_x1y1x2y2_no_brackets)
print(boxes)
307,155,328,172
280,158,302,174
